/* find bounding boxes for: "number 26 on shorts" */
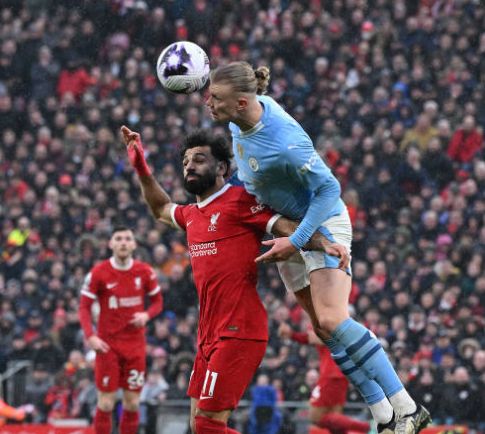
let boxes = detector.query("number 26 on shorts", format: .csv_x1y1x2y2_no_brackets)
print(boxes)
127,369,145,389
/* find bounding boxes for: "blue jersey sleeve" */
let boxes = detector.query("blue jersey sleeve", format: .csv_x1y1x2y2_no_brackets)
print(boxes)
283,146,341,249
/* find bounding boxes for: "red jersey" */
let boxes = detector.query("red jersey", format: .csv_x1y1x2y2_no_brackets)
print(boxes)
80,257,160,339
171,184,279,345
317,344,345,379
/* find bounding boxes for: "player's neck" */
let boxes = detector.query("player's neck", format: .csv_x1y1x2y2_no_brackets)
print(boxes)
235,99,263,132
196,178,226,203
110,256,133,270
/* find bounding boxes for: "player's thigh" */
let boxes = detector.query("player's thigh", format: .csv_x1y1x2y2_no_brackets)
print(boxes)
119,345,147,393
309,268,351,335
294,286,320,328
309,268,351,314
276,250,309,292
197,339,267,414
95,348,121,393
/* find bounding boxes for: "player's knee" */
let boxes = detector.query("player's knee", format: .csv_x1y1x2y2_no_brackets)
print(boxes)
316,309,348,336
97,395,115,412
122,394,140,412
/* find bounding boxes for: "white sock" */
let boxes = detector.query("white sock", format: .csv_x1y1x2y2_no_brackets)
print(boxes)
389,389,417,419
369,398,394,425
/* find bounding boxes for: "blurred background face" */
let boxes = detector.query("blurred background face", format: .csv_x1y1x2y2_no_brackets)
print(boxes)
109,230,136,260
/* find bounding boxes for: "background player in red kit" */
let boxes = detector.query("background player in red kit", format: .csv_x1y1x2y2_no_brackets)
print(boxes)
279,321,370,434
121,125,346,434
79,227,163,434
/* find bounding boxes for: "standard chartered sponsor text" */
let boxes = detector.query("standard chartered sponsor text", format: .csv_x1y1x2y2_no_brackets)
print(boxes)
190,241,218,257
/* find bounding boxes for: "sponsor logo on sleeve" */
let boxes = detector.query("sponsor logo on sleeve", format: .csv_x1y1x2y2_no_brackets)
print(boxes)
299,151,320,175
250,203,266,214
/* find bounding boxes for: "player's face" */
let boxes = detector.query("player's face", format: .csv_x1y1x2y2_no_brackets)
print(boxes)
206,82,241,123
182,146,218,195
109,230,136,260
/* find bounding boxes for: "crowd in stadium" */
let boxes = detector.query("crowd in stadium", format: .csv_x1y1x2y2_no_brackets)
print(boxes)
0,0,484,431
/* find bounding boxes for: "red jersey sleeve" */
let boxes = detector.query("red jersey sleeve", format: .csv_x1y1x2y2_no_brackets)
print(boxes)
171,204,187,231
238,190,280,234
80,268,101,300
79,267,101,338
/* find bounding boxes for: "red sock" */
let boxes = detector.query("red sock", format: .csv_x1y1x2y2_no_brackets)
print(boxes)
226,428,241,434
94,408,112,434
195,415,227,433
318,413,370,433
120,409,139,434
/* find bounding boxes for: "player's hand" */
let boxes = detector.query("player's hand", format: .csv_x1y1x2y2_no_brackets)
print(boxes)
255,237,297,263
325,243,350,270
130,311,150,328
87,335,110,354
278,322,292,339
120,125,151,177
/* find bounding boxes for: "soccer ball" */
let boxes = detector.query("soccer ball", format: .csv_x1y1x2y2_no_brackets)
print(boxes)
156,41,210,94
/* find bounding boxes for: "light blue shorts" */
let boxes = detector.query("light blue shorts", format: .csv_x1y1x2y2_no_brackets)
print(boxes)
276,207,352,292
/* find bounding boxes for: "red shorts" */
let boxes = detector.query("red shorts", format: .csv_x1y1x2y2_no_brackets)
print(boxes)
95,336,146,392
187,338,267,412
310,376,349,408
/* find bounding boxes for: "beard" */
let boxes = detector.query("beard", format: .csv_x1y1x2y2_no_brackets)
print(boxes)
184,171,217,195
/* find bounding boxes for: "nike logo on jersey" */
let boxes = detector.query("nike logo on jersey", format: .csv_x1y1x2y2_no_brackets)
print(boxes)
287,144,298,149
107,282,118,289
199,396,213,400
187,220,193,226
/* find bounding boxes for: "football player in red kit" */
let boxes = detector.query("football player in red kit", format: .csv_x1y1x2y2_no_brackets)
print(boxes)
121,125,347,434
79,227,163,434
279,322,370,434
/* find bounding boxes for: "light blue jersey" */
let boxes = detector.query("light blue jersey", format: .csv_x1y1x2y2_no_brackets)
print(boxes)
229,95,345,249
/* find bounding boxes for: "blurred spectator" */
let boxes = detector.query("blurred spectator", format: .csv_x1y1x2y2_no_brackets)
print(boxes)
439,366,481,425
447,115,483,165
400,114,438,152
24,364,53,423
139,369,168,434
247,374,282,434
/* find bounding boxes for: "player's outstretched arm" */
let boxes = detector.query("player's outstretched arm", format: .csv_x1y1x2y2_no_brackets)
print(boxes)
121,126,174,226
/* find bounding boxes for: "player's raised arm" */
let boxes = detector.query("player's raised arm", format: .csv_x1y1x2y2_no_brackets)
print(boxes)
121,126,174,226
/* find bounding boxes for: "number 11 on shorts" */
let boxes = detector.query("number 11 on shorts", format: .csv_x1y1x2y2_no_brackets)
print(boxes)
201,369,218,398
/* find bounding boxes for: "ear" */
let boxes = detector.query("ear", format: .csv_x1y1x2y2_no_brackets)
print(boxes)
217,161,228,176
237,96,249,111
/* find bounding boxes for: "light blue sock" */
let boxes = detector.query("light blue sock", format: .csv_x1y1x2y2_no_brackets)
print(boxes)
333,318,404,397
325,337,385,405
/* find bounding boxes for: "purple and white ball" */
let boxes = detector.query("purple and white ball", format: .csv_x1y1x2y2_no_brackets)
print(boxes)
156,41,210,94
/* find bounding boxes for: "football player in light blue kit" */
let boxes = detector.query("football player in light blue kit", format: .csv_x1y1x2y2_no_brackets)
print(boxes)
206,62,431,434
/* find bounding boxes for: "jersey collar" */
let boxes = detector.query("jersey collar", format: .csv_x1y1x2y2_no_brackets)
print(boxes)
197,183,231,208
239,120,264,138
110,257,134,270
